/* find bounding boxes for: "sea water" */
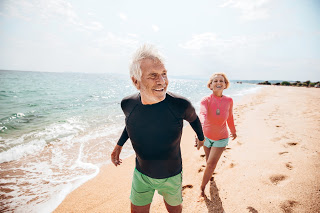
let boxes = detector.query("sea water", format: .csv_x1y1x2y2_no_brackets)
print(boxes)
0,70,262,212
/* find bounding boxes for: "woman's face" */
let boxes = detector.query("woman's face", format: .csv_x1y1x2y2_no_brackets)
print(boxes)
210,75,226,91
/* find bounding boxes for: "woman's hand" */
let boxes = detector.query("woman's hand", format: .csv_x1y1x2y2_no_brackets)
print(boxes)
230,133,237,140
194,136,205,150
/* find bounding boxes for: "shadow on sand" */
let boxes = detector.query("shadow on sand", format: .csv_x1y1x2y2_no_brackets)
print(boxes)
203,180,225,213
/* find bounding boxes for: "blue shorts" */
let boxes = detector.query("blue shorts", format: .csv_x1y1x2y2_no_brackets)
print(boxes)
204,137,229,148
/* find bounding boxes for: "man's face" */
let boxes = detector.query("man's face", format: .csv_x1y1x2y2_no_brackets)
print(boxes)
133,58,168,105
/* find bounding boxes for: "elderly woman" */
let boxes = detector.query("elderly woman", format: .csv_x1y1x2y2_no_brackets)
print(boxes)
197,72,237,196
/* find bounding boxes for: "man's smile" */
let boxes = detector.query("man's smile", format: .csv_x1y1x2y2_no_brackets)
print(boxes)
153,87,165,92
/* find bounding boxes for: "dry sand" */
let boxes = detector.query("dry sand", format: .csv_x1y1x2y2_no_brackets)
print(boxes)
54,86,320,213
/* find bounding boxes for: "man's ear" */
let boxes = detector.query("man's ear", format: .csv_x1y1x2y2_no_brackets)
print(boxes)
131,77,140,90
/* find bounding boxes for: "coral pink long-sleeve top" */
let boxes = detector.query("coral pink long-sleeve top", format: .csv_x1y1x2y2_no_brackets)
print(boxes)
199,94,236,140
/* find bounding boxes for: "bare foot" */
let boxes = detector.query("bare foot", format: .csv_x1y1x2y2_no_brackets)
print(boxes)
197,191,206,202
197,186,206,202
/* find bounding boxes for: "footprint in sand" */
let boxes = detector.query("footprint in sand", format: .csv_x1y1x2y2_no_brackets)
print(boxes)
182,184,193,195
0,187,14,193
285,162,293,170
247,206,258,213
229,163,235,168
182,184,193,190
269,174,287,185
271,137,282,142
283,142,299,148
200,154,205,158
224,147,231,152
279,151,289,155
287,142,298,146
282,135,290,140
198,165,206,172
280,200,298,213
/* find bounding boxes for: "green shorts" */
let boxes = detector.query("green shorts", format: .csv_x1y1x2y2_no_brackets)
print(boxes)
204,137,229,148
130,168,183,206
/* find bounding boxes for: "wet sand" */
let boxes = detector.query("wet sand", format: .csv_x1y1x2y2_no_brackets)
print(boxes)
54,86,320,213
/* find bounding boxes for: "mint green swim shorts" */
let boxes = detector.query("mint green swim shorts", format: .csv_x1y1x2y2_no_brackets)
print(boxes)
204,137,229,148
130,168,183,206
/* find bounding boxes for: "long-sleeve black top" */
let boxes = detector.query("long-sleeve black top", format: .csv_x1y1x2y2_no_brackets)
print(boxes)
117,92,204,179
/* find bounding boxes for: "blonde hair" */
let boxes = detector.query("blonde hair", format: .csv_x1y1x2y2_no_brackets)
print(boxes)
129,43,165,81
207,73,230,89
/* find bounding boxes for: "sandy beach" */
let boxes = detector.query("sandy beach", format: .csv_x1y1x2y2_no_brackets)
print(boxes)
54,86,320,213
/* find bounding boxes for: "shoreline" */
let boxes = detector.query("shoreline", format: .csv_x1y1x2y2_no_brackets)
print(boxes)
54,86,320,212
0,80,262,212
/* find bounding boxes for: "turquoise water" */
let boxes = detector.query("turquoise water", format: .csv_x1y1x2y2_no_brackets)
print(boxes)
0,70,262,212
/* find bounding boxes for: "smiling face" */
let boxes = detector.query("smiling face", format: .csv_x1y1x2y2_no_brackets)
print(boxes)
209,75,226,92
132,58,168,105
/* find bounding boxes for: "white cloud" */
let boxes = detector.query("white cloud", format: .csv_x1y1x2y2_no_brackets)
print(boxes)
152,25,159,32
0,0,34,21
87,12,95,17
0,32,138,73
128,33,139,38
119,13,127,21
1,0,103,31
83,21,104,31
39,0,79,24
180,32,281,54
220,0,273,20
92,32,139,55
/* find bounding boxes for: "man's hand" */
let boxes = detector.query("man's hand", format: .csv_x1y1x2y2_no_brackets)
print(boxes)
230,133,237,140
111,145,123,166
194,136,205,150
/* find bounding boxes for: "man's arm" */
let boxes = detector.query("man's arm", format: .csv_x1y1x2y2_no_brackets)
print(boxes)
189,116,205,150
110,127,129,166
111,145,123,166
117,127,129,146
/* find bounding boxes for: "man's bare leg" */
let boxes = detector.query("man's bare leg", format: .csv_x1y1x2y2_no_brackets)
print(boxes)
131,203,151,213
164,199,182,213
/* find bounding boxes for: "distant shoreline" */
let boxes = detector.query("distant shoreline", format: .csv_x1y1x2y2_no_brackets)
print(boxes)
256,80,320,88
1,69,318,84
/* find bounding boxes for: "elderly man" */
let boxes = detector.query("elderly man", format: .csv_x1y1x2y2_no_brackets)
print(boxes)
111,44,204,213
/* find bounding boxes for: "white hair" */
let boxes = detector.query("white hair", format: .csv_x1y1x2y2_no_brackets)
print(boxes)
129,44,165,81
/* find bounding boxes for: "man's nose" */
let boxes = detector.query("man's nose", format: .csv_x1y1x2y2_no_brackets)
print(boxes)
157,75,165,84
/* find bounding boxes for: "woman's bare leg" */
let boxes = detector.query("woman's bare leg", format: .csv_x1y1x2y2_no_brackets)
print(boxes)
200,147,225,196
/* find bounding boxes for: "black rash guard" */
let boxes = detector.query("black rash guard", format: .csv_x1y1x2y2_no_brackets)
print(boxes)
117,92,204,179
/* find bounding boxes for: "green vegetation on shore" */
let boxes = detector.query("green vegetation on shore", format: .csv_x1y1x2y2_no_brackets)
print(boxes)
258,80,320,88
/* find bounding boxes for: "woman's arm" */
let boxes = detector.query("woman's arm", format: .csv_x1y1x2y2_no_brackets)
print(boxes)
199,98,208,126
227,99,237,140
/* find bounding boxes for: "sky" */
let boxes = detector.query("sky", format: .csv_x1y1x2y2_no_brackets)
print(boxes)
0,0,319,81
